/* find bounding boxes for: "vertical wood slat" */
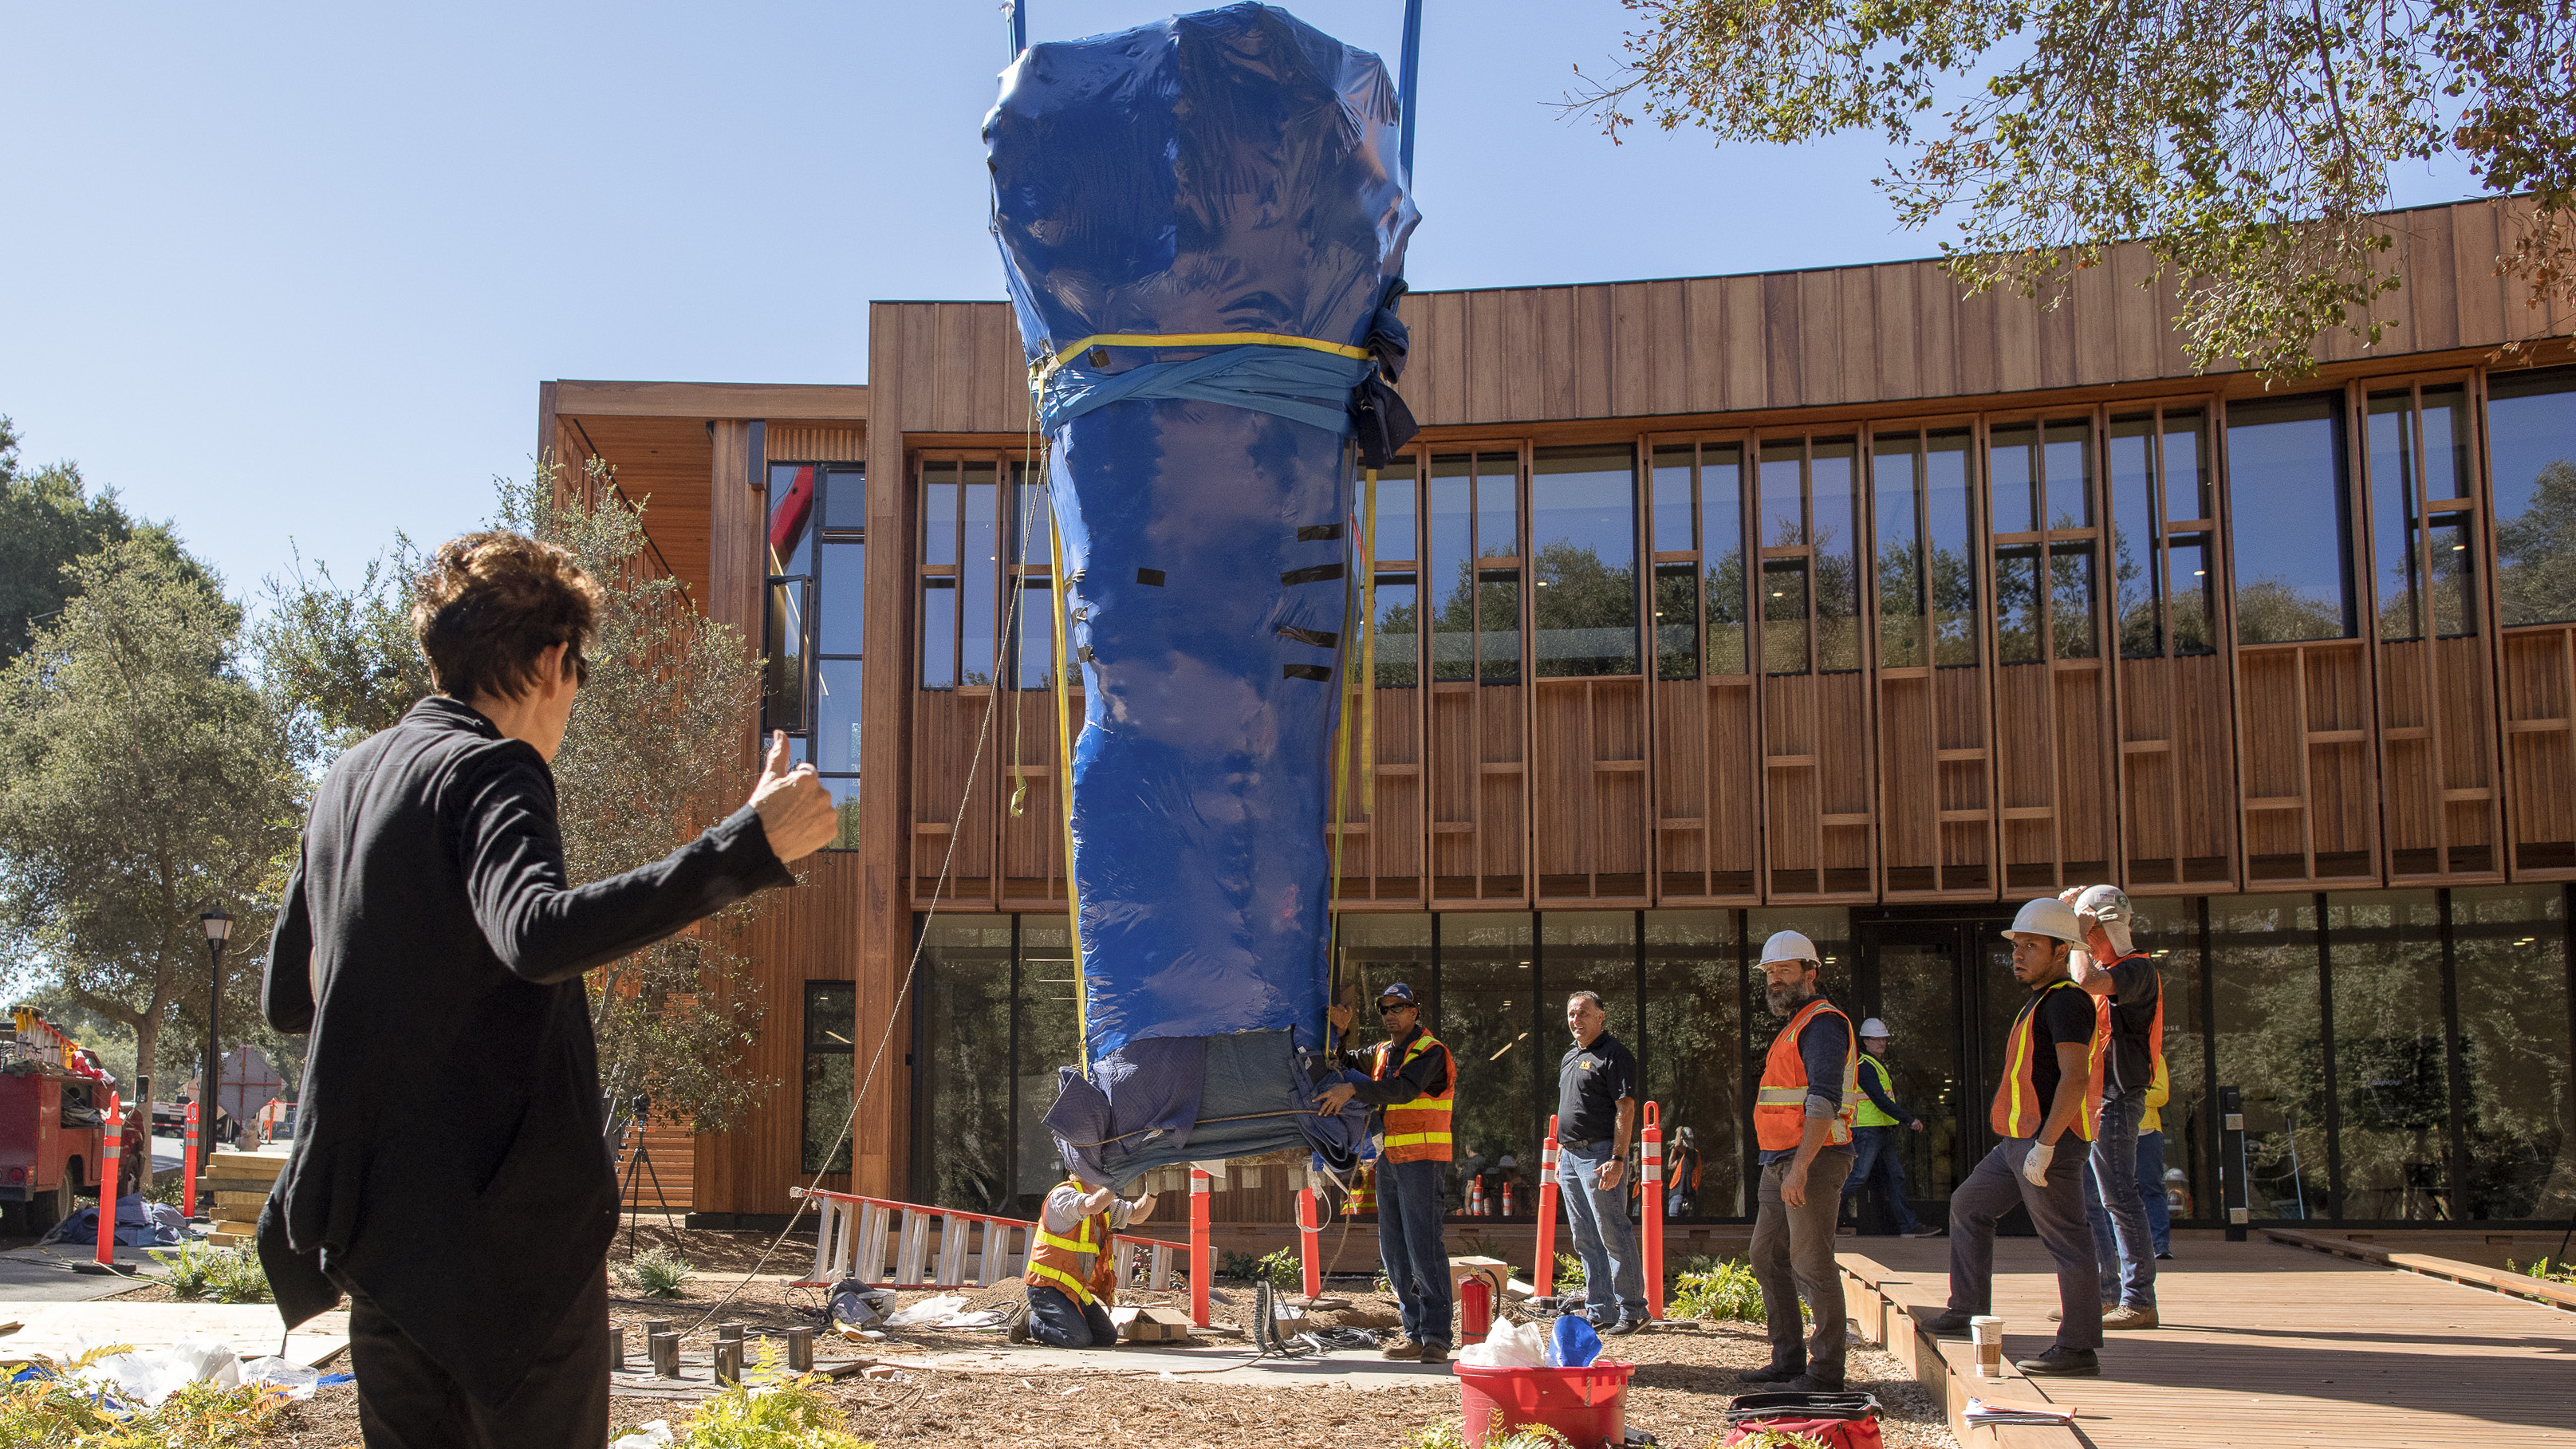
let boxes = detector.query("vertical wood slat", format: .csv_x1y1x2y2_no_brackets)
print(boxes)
2500,626,2576,877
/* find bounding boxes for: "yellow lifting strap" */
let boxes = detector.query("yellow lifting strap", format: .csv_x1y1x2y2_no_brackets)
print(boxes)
1360,469,1377,814
1031,331,1373,386
1047,506,1090,1079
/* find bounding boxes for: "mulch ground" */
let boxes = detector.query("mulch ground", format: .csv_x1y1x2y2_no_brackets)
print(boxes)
219,1226,1956,1447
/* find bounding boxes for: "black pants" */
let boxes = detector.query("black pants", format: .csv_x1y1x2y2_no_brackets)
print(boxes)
342,1263,610,1448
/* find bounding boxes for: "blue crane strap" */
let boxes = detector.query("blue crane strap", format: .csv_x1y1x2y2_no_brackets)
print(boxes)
1037,344,1374,439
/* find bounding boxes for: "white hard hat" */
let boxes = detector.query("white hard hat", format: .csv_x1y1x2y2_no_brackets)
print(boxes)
2004,897,2086,947
2163,1167,2188,1182
2071,884,2133,926
1858,1018,1891,1038
1759,929,1820,967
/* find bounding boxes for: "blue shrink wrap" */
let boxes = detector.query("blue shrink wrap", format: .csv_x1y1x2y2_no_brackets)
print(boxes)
987,4,1416,1066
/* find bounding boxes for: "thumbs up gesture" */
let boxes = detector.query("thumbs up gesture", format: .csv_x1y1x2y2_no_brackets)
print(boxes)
749,730,838,863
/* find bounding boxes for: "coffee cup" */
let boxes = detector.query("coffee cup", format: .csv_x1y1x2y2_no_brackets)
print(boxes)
1970,1314,2003,1376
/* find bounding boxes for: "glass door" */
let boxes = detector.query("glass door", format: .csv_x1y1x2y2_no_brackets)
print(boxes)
1853,912,2025,1230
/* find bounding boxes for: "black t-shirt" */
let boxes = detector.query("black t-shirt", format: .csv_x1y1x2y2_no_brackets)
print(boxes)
1557,1032,1637,1145
2022,982,2099,1121
2098,954,2162,1097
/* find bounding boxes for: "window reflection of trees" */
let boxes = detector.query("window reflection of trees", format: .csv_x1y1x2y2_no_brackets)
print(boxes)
2486,368,2576,628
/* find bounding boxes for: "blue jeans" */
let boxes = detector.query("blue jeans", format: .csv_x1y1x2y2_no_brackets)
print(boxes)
1840,1124,1923,1233
1026,1283,1118,1349
2085,1088,2157,1308
1555,1142,1645,1322
1377,1156,1454,1348
2091,1128,2173,1258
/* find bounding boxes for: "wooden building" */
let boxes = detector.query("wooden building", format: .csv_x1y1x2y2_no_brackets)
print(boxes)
541,195,2576,1233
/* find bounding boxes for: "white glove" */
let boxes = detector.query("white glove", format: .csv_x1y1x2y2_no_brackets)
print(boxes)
2022,1140,2055,1187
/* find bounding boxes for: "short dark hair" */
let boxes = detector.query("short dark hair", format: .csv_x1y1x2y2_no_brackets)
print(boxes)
1566,990,1605,1013
412,531,603,704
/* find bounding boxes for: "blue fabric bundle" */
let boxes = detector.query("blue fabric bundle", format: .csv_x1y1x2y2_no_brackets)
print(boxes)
988,4,1417,1186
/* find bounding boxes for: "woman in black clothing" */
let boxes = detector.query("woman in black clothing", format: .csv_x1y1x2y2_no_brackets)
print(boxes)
258,532,836,1449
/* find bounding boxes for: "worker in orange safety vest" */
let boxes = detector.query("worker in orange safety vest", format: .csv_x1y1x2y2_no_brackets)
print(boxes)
1925,898,2105,1378
1315,981,1456,1364
2061,884,2164,1329
1740,929,1861,1392
1008,1171,1157,1350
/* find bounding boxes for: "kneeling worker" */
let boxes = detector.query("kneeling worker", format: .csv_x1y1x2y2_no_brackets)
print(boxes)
1316,982,1457,1363
1011,1173,1156,1349
1926,898,2102,1376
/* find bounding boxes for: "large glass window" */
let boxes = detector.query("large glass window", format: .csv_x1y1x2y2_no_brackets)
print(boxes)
1646,442,1748,680
2365,385,2479,641
1529,447,1640,675
769,463,863,843
1440,912,1538,1208
764,463,817,736
1757,436,1862,673
802,982,856,1175
2129,900,2209,1221
1989,419,2101,663
1370,459,1421,689
1014,916,1081,1204
919,459,1002,687
2452,884,2573,1220
1645,910,1743,1218
1006,463,1069,692
1428,452,1522,685
1872,427,1979,668
2483,368,2576,627
2211,896,2330,1219
2109,408,2217,659
2323,891,2449,1219
916,924,1011,1210
2227,395,2357,644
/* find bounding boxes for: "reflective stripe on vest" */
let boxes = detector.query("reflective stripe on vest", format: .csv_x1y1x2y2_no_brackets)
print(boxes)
1990,979,2101,1142
1023,1179,1109,1305
1375,1030,1456,1163
1753,998,1860,1152
1853,1054,1900,1128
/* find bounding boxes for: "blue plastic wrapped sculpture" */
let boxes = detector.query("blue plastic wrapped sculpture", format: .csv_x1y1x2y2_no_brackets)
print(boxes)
986,2,1418,1186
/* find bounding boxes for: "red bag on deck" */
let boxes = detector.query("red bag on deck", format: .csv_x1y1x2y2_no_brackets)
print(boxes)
1723,1392,1885,1449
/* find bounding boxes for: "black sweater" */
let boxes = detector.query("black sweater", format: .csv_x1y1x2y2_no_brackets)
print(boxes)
258,696,793,1407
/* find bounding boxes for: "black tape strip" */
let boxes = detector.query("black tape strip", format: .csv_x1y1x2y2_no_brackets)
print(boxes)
1278,624,1340,649
1136,568,1166,586
1282,663,1333,682
1279,562,1345,586
1297,523,1345,541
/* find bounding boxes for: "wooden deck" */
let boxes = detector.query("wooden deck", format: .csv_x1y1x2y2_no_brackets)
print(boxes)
1841,1235,2576,1447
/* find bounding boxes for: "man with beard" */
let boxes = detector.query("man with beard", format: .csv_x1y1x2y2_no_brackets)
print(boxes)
1740,930,1860,1392
1925,897,2104,1376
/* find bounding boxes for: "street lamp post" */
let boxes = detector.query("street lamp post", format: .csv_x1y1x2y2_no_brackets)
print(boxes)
198,908,230,1218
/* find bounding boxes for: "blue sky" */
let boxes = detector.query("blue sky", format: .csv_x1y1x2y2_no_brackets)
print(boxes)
1,2,2485,604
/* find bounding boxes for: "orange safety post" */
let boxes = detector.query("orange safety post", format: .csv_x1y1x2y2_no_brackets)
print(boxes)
1296,1174,1322,1300
1640,1101,1665,1320
1533,1114,1561,1294
94,1090,122,1270
181,1101,201,1221
1188,1167,1212,1328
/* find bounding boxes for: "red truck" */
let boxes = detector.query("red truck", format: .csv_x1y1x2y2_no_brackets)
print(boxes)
1,1006,112,1237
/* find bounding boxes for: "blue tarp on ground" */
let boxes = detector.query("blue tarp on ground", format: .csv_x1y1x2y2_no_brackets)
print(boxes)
987,3,1416,1185
38,1194,186,1248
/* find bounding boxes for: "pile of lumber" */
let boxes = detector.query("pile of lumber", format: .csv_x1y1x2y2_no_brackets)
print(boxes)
203,1151,283,1247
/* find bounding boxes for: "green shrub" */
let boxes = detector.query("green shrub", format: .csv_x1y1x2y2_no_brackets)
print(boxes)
676,1341,874,1447
1251,1246,1302,1290
0,1345,281,1446
1669,1256,1794,1323
616,1246,695,1299
2511,1257,2576,1286
149,1241,273,1303
1554,1253,1586,1290
1405,1419,1571,1449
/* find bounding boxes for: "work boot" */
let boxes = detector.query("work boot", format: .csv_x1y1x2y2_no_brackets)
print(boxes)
2044,1303,2117,1322
1920,1311,1973,1337
1604,1316,1644,1337
2102,1305,2159,1330
1005,1300,1033,1345
2016,1346,2100,1376
1738,1362,1806,1384
1381,1337,1426,1361
1416,1342,1450,1364
1903,1223,1946,1238
1784,1373,1846,1393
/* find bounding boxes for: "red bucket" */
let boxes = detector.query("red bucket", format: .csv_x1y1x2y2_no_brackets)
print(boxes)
1454,1361,1635,1449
